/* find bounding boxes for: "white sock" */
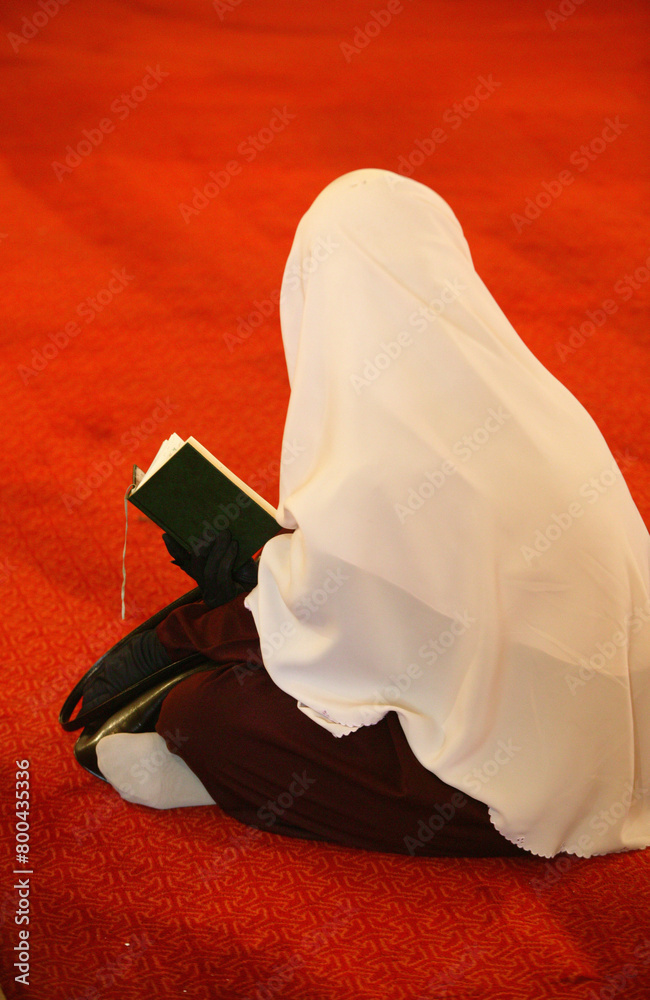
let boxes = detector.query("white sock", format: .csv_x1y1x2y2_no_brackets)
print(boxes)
96,732,216,809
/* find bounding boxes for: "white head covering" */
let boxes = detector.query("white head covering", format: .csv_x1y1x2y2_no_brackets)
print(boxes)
245,168,650,858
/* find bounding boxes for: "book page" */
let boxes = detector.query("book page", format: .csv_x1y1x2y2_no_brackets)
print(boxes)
132,433,185,492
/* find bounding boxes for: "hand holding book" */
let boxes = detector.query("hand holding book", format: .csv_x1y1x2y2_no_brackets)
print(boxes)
162,530,258,608
122,433,284,617
128,434,283,569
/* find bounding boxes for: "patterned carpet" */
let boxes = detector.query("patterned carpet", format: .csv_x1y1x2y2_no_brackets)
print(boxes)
0,0,648,997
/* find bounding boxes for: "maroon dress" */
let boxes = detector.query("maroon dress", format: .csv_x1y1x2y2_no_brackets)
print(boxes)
155,594,528,858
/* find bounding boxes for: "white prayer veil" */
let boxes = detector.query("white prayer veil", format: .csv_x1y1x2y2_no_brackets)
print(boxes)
245,168,650,858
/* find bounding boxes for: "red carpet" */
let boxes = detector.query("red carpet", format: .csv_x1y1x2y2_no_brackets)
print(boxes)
1,1,649,997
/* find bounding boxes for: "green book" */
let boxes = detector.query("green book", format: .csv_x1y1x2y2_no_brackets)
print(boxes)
127,434,281,569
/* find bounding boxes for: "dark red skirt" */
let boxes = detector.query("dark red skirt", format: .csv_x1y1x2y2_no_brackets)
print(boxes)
155,594,528,858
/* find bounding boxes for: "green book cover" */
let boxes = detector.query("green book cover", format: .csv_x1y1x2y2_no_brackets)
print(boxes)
127,435,281,569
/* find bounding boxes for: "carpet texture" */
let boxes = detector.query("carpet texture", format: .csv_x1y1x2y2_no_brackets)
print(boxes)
0,1,648,997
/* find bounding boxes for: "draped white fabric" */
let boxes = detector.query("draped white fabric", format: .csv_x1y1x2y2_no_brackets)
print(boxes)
245,168,650,858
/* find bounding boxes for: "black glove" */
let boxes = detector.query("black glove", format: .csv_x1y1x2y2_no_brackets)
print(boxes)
233,553,259,591
163,530,258,608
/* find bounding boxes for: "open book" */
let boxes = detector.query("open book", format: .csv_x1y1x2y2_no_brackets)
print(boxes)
128,434,281,569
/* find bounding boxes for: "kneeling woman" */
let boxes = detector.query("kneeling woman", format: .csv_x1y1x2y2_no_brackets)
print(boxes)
97,168,650,861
